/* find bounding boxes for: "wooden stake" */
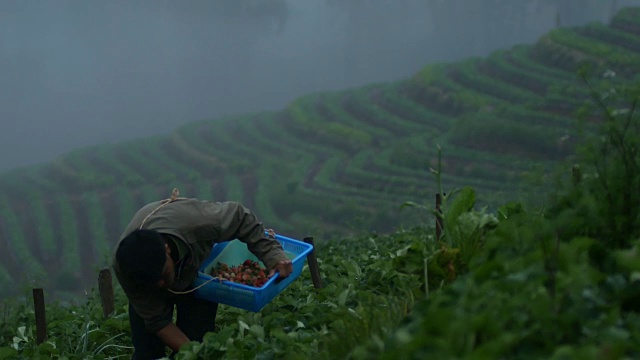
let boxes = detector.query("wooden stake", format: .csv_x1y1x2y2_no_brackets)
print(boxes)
303,237,323,289
32,288,47,344
98,268,115,317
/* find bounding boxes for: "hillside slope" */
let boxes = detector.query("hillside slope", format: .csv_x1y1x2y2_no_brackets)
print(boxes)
0,7,639,297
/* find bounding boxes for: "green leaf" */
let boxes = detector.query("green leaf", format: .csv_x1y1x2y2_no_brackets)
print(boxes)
338,286,352,307
443,187,477,247
497,202,525,220
0,347,18,360
615,245,640,272
272,329,291,343
445,186,475,226
343,259,362,279
207,326,236,349
238,320,250,338
37,341,57,353
249,324,265,340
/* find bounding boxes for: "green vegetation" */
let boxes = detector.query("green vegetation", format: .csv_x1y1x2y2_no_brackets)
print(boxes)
82,192,112,268
54,194,83,292
0,193,47,292
0,70,637,358
0,9,639,357
29,190,57,262
1,7,639,295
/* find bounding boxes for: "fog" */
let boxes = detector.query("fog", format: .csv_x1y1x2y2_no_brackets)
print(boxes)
1,0,638,172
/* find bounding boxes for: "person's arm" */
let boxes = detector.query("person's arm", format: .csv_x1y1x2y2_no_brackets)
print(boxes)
156,323,191,352
215,202,292,273
113,265,189,351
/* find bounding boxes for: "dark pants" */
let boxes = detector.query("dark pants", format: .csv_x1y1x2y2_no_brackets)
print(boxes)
129,295,219,360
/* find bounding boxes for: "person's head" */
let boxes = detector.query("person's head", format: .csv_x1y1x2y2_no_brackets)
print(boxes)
116,229,176,288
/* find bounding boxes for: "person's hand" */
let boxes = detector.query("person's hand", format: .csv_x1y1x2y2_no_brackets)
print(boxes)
268,259,293,282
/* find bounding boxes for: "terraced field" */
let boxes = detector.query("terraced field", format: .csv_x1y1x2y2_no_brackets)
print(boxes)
1,8,639,297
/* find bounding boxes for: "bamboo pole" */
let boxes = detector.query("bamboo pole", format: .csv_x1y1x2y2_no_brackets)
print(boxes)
32,288,47,344
98,268,115,318
303,237,323,289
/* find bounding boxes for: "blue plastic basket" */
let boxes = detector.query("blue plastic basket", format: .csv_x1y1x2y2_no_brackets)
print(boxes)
193,233,313,312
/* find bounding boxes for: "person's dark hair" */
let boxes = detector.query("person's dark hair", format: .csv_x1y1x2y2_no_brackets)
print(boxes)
116,229,166,285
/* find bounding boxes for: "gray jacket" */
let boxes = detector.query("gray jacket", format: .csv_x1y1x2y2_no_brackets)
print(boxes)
112,198,289,333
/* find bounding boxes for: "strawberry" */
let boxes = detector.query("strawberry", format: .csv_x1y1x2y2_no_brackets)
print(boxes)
211,260,271,287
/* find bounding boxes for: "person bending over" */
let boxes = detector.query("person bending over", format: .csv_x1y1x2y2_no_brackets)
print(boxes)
113,194,293,359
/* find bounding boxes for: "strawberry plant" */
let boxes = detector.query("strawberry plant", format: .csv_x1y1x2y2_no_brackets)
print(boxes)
350,72,640,360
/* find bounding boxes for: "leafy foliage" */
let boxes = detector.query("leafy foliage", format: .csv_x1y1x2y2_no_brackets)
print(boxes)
350,74,640,359
0,7,640,359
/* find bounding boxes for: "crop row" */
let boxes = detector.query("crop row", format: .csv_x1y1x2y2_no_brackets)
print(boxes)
174,118,252,172
579,22,640,54
0,167,108,292
370,83,451,134
109,138,176,185
70,148,124,190
448,58,541,105
344,86,426,136
2,12,636,296
454,53,591,118
173,112,340,212
507,44,579,84
253,164,295,234
305,155,404,206
321,92,393,140
450,113,568,159
224,112,319,162
259,113,344,157
368,134,534,189
482,48,587,100
367,146,524,197
165,102,412,232
399,67,447,115
335,165,424,198
82,191,111,266
29,190,57,262
498,106,578,129
443,65,515,113
90,146,145,187
224,102,452,220
408,63,488,115
482,49,553,95
285,95,372,153
534,27,640,77
53,193,83,290
300,152,485,231
168,125,227,176
0,193,47,291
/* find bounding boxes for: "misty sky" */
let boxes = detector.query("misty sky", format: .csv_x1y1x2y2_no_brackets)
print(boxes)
1,0,639,173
